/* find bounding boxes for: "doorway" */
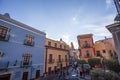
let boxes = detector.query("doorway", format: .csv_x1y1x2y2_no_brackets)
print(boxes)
22,72,28,80
0,73,11,80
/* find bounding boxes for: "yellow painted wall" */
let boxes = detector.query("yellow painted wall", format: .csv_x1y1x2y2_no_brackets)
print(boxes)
94,41,115,59
44,38,69,73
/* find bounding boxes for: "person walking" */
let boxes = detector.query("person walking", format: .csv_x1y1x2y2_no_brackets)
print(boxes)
86,66,90,75
79,66,83,77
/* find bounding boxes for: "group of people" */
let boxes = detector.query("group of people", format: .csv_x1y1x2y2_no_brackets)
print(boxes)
57,68,69,80
79,65,90,77
56,62,90,80
72,62,90,78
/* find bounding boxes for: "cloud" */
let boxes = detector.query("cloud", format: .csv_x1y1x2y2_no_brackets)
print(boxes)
59,34,78,49
106,0,112,9
72,41,79,49
72,8,82,24
61,34,70,44
72,16,80,24
78,13,115,41
72,17,76,21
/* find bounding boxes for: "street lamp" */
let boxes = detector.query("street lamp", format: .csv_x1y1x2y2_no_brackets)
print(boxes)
100,55,105,78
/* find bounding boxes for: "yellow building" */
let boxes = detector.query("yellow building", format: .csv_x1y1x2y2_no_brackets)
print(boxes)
94,40,116,60
44,38,69,75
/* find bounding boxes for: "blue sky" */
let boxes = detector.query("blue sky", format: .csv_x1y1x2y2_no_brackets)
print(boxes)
0,0,116,48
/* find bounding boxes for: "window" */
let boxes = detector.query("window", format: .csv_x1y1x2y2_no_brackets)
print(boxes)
109,50,113,57
24,35,34,46
48,41,51,46
60,45,62,48
48,67,51,73
64,46,66,49
84,40,89,48
102,50,106,53
22,72,28,80
55,43,57,47
49,54,53,63
58,55,61,62
0,26,9,41
96,51,101,57
22,53,32,66
36,70,40,79
54,66,57,73
65,55,67,62
86,50,90,57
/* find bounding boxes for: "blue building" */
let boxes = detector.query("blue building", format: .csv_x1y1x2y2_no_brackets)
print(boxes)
0,13,46,80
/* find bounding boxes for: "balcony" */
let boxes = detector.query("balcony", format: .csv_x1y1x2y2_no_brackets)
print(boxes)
24,39,35,46
0,60,22,70
0,34,10,41
84,55,91,58
82,44,92,48
20,61,32,68
0,60,32,70
57,59,62,63
48,59,55,64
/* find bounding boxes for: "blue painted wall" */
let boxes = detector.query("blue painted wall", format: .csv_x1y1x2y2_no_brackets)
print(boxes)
0,18,46,80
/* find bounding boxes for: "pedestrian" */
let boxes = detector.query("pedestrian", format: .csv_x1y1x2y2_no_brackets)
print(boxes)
79,66,83,77
86,66,90,75
84,67,87,75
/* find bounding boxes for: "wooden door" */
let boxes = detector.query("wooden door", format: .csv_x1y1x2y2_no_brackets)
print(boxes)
22,72,28,80
36,70,40,79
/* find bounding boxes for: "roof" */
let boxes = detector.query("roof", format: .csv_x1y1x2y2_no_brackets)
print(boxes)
106,22,120,33
77,33,93,38
46,38,68,45
0,13,46,35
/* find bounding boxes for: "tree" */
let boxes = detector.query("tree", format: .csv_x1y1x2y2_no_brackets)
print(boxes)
91,69,120,80
88,58,101,67
105,59,120,73
77,60,87,64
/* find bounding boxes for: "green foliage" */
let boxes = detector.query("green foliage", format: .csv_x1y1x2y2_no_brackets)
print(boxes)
91,69,104,80
77,60,87,64
91,69,120,80
105,59,120,73
88,58,101,67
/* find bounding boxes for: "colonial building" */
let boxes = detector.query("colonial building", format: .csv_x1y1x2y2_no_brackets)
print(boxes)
94,38,117,60
106,23,120,63
44,38,69,75
0,13,46,80
106,0,120,64
77,34,95,61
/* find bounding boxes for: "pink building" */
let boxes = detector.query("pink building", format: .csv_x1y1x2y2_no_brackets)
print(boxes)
77,34,95,61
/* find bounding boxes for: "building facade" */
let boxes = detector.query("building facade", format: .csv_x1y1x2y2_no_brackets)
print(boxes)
77,34,95,61
94,39,116,60
106,22,120,63
0,13,46,80
44,38,69,75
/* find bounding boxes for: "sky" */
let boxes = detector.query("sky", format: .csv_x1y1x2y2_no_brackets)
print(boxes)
0,0,117,48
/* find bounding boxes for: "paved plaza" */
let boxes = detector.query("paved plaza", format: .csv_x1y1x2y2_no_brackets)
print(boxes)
40,66,91,80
